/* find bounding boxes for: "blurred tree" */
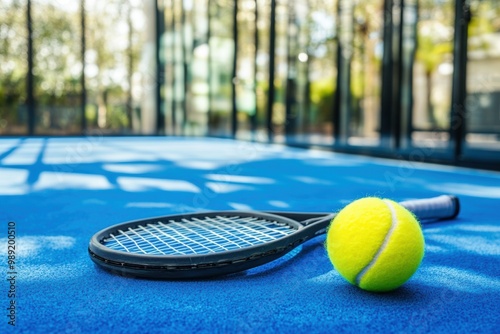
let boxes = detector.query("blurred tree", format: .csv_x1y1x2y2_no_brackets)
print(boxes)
415,34,452,128
0,0,27,133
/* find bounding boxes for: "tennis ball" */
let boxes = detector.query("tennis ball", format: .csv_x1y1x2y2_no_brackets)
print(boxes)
326,197,425,292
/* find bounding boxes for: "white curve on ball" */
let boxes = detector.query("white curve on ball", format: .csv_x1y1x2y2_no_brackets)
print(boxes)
354,200,398,286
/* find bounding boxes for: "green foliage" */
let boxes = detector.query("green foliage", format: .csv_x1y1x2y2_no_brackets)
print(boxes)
469,1,500,35
85,104,97,125
415,0,455,73
468,1,500,53
416,34,453,73
107,105,130,129
310,77,335,123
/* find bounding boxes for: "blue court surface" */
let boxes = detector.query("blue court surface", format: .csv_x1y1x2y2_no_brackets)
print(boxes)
0,136,499,333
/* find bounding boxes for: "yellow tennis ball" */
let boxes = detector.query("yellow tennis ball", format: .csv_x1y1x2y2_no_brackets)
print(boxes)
326,197,425,292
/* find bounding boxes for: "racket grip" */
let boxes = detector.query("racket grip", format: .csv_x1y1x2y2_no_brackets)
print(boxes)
400,195,460,221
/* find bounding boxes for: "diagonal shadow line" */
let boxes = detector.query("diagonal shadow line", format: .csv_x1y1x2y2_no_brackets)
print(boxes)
27,138,48,187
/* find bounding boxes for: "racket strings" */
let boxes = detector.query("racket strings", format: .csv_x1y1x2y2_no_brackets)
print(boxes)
102,216,296,255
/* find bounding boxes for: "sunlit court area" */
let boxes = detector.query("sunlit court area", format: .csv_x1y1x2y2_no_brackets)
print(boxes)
1,1,499,333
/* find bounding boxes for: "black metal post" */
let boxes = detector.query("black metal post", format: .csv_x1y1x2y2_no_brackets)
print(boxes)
400,0,418,148
450,0,470,161
380,0,394,147
392,0,404,149
266,0,277,142
333,0,342,145
27,0,35,135
334,0,353,146
231,0,238,138
155,0,165,134
251,0,258,137
81,0,87,133
170,1,177,134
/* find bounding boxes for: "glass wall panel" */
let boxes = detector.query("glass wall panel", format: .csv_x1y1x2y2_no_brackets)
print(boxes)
166,0,186,135
235,0,257,140
32,1,81,134
140,0,158,135
187,0,210,136
207,0,234,137
348,0,384,146
289,0,337,146
161,0,174,133
409,0,455,148
337,0,383,147
269,1,288,143
0,0,28,135
465,0,500,152
255,0,270,141
400,0,418,148
160,0,212,136
85,0,146,134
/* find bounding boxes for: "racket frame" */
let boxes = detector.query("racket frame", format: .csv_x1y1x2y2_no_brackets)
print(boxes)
88,211,331,279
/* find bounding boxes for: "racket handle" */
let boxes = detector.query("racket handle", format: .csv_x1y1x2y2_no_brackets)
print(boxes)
400,195,460,221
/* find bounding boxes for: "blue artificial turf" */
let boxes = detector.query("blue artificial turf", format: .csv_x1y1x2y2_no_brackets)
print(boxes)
0,137,499,333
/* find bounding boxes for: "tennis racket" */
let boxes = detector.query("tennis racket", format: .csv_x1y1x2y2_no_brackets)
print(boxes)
88,195,459,279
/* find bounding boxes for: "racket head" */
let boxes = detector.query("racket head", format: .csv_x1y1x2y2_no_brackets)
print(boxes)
88,211,318,279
